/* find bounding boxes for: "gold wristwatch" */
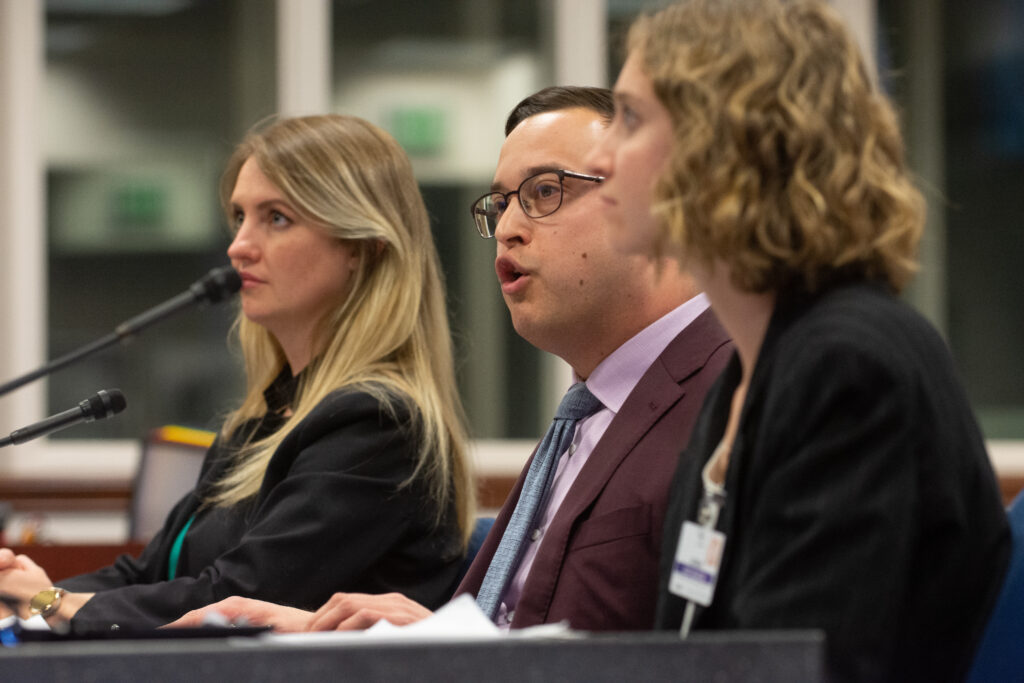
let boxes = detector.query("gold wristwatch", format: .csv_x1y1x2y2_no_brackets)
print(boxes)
28,587,66,619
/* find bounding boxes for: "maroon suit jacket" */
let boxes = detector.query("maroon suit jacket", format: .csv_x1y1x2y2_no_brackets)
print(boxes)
457,308,732,631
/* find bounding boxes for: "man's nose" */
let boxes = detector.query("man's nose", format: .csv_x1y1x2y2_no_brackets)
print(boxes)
493,197,532,245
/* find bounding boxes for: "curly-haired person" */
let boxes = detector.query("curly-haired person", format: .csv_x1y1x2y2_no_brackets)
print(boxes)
588,1,1010,681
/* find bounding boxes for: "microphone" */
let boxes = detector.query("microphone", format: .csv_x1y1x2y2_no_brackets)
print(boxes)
0,389,127,448
114,265,241,338
0,266,241,398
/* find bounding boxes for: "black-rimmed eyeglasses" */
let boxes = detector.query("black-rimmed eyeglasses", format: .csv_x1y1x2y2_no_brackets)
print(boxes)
469,169,604,238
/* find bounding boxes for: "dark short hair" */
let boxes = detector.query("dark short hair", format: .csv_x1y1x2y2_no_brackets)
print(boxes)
504,86,614,136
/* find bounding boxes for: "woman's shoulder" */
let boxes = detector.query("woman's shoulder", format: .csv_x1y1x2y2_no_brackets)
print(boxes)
763,282,955,400
260,386,419,480
290,385,415,445
777,283,942,361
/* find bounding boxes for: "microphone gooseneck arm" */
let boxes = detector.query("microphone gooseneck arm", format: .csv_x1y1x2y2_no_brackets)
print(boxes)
0,388,127,448
0,266,240,398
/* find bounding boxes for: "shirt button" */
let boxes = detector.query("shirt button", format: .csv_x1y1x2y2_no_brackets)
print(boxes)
507,610,515,623
530,528,542,541
568,443,577,455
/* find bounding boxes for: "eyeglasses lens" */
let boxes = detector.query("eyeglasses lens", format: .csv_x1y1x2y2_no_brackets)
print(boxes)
473,194,504,237
520,173,563,219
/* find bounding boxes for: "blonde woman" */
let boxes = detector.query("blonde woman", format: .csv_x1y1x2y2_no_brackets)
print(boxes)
0,115,475,630
588,1,1009,681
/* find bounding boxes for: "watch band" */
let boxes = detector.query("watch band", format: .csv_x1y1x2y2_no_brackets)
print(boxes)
28,587,66,619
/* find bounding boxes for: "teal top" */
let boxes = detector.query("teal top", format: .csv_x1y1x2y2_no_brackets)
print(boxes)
167,513,197,580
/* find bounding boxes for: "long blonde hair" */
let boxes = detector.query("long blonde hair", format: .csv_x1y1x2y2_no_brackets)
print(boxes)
631,0,925,294
210,115,474,541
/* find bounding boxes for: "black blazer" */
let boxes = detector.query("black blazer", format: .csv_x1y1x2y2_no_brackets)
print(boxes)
61,388,463,630
655,282,1010,682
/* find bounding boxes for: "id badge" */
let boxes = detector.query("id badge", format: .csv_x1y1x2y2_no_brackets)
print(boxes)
668,520,726,606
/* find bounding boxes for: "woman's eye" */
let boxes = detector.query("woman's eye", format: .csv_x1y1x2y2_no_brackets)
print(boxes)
620,106,639,130
232,210,244,230
269,210,291,227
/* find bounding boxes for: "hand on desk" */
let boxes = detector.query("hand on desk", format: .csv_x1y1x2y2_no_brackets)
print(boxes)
0,548,29,571
0,547,93,621
168,596,313,632
307,592,432,631
168,592,433,632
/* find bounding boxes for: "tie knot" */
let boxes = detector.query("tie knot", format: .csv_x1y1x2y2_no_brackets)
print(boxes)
555,382,603,421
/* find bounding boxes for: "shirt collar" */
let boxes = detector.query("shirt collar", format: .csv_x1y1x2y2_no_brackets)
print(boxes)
263,365,302,414
582,293,710,414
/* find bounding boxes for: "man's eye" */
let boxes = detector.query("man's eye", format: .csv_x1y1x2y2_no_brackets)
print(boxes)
534,183,560,199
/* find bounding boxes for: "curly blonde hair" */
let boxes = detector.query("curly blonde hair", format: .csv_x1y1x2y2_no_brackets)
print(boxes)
212,115,474,542
630,0,925,293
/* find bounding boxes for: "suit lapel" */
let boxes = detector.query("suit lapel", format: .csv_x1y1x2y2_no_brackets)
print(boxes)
521,310,729,623
560,310,730,523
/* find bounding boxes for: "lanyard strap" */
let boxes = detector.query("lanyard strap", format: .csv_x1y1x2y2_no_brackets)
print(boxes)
167,513,197,580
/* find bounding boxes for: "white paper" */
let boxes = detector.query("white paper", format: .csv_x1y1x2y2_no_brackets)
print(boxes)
255,594,573,647
0,614,51,631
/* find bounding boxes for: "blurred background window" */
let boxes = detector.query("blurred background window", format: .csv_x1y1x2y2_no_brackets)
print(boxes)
328,0,552,439
43,0,279,438
879,0,1024,439
35,0,566,443
1,0,1021,456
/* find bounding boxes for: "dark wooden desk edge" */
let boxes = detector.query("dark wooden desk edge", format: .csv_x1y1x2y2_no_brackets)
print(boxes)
0,630,827,682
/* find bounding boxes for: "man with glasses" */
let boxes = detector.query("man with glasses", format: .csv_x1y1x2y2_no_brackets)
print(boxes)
470,168,604,239
171,86,731,632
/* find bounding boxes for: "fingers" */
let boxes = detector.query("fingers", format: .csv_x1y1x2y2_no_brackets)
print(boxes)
170,593,432,633
305,592,431,632
166,596,259,628
165,606,214,628
14,554,40,572
165,596,312,632
306,593,372,631
0,549,28,571
307,604,381,631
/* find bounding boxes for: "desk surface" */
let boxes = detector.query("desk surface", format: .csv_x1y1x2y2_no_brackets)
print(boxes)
0,631,824,681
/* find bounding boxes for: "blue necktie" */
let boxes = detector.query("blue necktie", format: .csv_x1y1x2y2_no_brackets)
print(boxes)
475,382,604,620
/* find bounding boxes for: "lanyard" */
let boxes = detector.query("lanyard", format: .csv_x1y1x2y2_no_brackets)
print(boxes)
167,512,197,580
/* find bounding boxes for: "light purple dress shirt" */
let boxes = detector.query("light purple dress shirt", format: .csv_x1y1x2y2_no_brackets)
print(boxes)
495,293,710,628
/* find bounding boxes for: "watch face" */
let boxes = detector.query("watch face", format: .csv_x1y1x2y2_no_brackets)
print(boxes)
29,588,59,614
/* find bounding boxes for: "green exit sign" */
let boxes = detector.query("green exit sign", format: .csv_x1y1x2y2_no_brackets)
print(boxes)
389,106,446,156
112,183,166,231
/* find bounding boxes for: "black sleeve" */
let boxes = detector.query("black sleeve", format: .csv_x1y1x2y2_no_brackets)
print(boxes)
59,493,193,590
725,344,917,682
67,391,458,630
59,434,236,591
